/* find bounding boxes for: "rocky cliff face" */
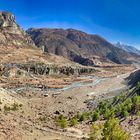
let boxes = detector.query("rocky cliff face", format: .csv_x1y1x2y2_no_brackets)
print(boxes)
0,63,95,77
126,69,140,87
0,12,35,47
19,63,95,76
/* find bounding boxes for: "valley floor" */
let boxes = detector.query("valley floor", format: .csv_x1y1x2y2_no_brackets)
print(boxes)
0,47,138,140
0,65,139,140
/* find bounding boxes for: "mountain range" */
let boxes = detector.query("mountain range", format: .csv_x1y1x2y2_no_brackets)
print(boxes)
0,11,139,140
0,11,140,67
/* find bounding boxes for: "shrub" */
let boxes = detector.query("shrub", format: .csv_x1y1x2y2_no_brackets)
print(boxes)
39,115,47,122
11,103,19,111
19,104,23,107
4,105,11,111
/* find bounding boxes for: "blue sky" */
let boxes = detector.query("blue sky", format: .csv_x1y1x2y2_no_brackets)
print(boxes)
1,0,140,48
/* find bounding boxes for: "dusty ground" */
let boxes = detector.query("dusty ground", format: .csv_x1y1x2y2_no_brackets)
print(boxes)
0,67,138,140
0,47,139,140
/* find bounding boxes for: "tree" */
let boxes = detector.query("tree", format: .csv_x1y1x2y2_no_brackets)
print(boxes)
136,82,140,95
124,98,132,112
104,109,111,120
132,96,140,114
113,96,119,105
89,124,100,140
76,112,81,120
126,103,132,112
92,111,100,122
102,117,129,140
79,113,86,122
79,112,89,122
71,118,78,126
98,101,107,114
56,114,68,128
123,110,129,119
115,104,122,115
120,94,126,102
136,111,140,117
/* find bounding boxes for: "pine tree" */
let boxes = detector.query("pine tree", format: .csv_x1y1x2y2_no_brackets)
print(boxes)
102,117,129,140
89,124,100,140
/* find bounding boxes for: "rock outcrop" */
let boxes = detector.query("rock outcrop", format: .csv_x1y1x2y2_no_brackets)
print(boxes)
126,69,140,87
0,12,35,47
0,63,95,76
19,63,95,76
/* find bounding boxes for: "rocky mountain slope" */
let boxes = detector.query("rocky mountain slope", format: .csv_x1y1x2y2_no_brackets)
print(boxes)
0,11,96,76
0,12,35,47
115,42,140,56
1,11,139,67
27,28,140,66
